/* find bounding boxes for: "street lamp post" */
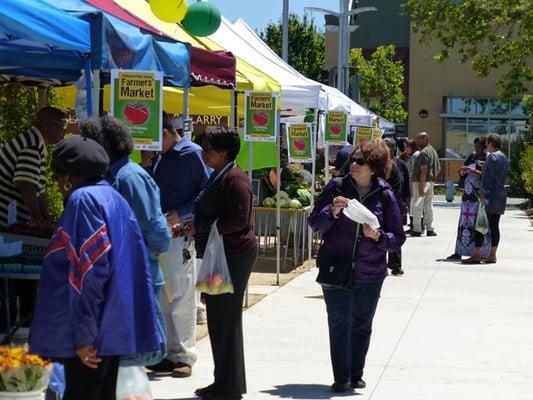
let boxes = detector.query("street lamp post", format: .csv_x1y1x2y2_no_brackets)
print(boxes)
305,1,377,95
282,0,289,62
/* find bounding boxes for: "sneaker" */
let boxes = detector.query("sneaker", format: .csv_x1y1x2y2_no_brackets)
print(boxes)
410,231,422,237
426,230,437,237
351,379,366,389
197,310,207,325
171,362,192,378
146,358,176,373
331,382,351,392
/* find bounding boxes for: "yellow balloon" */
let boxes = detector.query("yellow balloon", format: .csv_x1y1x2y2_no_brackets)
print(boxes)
150,0,188,23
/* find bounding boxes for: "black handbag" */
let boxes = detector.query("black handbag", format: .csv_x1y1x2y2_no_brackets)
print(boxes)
316,224,361,289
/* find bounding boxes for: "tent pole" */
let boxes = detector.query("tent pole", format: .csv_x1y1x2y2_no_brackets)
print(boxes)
183,87,190,119
84,59,93,117
276,121,282,286
307,111,319,271
91,69,100,117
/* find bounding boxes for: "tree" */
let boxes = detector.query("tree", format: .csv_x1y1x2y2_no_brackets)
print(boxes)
260,13,325,82
349,45,407,123
403,0,533,102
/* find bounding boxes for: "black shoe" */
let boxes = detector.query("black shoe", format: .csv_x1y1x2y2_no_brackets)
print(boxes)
391,266,404,276
426,230,437,237
203,395,242,400
195,384,216,397
446,253,461,260
146,358,176,373
410,231,422,237
351,379,366,389
331,382,351,392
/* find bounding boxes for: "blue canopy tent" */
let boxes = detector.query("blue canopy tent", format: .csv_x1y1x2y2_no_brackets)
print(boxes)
0,0,94,113
46,0,191,86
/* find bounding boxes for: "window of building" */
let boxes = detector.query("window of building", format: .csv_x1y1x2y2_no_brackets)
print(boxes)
442,97,528,159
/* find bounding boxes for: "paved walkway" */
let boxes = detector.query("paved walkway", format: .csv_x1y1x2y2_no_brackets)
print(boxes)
152,206,533,400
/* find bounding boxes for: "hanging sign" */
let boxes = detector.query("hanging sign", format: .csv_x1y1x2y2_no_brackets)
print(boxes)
355,126,373,146
244,91,278,142
287,123,313,164
372,128,383,140
111,69,163,151
325,111,348,144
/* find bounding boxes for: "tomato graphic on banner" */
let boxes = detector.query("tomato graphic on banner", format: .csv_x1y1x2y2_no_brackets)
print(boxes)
287,123,313,163
244,91,278,142
325,111,348,144
111,70,163,151
355,126,374,146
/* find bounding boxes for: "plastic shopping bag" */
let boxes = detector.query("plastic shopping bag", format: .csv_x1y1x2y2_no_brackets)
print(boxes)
116,366,153,400
475,204,489,235
343,198,380,229
196,222,234,295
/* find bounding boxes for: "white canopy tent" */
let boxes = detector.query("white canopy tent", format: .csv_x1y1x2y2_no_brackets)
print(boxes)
209,17,321,111
231,18,371,120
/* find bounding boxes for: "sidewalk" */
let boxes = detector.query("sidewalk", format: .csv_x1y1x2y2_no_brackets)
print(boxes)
151,207,533,400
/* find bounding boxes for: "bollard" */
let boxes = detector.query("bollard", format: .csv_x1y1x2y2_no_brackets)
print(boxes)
445,180,455,202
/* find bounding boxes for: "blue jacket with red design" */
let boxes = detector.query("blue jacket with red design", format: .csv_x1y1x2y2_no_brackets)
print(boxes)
30,180,161,358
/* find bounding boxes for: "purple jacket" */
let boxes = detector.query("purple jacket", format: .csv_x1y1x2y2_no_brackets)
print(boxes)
309,176,406,282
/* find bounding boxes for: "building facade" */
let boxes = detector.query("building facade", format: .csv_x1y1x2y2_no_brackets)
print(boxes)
323,0,532,158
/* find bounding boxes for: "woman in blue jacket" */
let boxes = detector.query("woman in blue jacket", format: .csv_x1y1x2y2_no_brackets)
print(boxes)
309,139,406,393
30,136,160,400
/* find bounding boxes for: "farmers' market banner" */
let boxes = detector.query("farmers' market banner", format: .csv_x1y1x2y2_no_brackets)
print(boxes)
286,123,313,164
244,91,278,142
325,111,348,145
111,69,163,151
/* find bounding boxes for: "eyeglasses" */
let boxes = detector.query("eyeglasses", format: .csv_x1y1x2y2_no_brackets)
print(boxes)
351,157,367,166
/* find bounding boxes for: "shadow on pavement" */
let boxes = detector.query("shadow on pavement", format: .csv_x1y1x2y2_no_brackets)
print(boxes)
261,384,361,398
305,295,324,300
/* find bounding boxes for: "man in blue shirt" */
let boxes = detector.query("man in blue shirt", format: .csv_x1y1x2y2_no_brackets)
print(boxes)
142,112,210,378
80,116,171,365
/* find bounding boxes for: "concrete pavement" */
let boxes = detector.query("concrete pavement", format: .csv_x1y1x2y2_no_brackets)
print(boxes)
151,206,533,400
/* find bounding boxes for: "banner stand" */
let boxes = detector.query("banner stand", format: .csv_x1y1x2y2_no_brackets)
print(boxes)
307,110,320,271
275,121,281,286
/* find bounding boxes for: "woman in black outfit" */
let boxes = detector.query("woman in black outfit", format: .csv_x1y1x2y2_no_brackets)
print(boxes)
177,126,257,400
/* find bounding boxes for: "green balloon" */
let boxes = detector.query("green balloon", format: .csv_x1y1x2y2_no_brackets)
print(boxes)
182,1,222,37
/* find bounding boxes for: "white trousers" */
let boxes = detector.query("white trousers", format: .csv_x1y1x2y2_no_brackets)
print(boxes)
412,181,435,233
159,237,198,366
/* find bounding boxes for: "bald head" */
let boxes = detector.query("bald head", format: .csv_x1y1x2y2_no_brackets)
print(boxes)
415,132,429,149
35,106,67,145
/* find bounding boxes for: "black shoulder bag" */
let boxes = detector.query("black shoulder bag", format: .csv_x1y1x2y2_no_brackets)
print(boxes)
316,223,361,289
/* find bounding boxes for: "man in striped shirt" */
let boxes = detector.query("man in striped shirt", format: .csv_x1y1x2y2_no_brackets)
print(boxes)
0,106,66,228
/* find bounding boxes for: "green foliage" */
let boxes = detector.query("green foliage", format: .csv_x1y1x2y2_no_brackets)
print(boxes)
349,45,407,123
0,83,65,221
403,0,533,102
260,13,325,81
521,145,533,197
509,95,533,198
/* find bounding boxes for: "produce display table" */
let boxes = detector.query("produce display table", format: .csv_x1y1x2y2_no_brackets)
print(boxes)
0,233,48,344
253,206,312,271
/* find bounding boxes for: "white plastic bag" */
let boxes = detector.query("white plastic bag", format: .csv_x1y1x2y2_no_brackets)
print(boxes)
116,366,153,400
343,199,380,229
196,222,234,295
413,182,432,208
475,204,489,235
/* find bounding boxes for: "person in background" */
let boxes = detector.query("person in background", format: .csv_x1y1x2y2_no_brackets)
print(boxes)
384,138,410,275
463,133,509,264
30,136,160,400
399,139,417,180
309,139,406,393
411,132,440,237
144,112,210,378
80,116,171,364
447,136,491,260
178,126,257,400
0,106,66,331
330,132,354,177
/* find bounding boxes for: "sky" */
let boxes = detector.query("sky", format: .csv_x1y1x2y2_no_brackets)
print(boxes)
208,0,341,32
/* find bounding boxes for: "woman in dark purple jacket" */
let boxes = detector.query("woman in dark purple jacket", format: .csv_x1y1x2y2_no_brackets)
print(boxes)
309,139,406,393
